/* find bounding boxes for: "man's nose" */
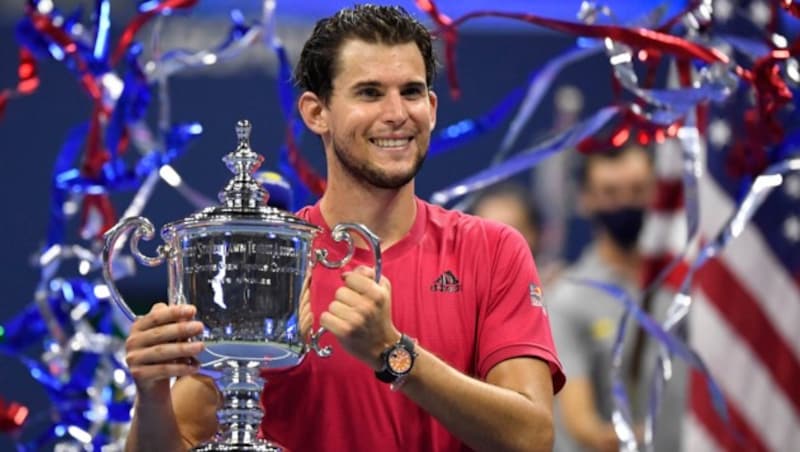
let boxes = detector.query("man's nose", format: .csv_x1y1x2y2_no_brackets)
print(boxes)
381,91,409,125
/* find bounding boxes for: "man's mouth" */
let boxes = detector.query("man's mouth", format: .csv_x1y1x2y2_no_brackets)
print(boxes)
370,137,413,148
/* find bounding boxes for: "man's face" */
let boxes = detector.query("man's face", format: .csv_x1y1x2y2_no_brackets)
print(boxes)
322,39,437,189
581,149,655,214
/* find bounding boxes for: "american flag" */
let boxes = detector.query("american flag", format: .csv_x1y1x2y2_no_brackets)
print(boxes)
639,104,800,451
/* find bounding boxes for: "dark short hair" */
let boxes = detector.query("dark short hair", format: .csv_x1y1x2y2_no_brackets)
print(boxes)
470,182,541,231
294,4,437,104
576,145,652,189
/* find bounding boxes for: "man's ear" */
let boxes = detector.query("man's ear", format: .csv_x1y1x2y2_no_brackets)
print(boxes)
428,89,438,131
297,91,328,135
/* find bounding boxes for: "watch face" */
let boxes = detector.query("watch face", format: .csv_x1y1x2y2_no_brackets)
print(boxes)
387,347,413,375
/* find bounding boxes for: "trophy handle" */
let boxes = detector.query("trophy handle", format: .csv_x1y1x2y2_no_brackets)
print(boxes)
315,223,382,280
102,216,169,322
309,223,382,358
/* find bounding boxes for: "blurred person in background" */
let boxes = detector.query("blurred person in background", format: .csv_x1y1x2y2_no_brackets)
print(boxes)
547,145,686,451
471,182,565,286
471,182,541,256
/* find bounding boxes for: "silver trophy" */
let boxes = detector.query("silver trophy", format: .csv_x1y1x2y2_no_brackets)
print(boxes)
102,120,381,451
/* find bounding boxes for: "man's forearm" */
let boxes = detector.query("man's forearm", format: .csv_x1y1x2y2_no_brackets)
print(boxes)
399,348,554,452
125,394,187,452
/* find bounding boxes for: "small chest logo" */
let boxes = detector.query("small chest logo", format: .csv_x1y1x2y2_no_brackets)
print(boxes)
431,270,461,293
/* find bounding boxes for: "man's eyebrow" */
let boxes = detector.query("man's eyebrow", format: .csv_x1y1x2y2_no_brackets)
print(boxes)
402,81,427,91
350,80,382,91
348,80,428,91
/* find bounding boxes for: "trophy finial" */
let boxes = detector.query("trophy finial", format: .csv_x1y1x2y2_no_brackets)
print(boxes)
236,120,251,149
220,119,269,209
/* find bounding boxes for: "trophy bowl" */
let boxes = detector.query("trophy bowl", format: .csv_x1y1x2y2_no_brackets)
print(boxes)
102,120,381,451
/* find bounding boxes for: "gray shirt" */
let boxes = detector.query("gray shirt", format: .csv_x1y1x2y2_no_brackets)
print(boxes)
548,245,686,452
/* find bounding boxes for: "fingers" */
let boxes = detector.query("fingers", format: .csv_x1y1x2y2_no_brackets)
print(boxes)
299,276,313,338
126,320,204,350
326,300,365,328
131,304,196,333
125,303,205,387
320,310,356,337
341,267,389,304
126,340,205,367
129,361,201,381
351,265,391,289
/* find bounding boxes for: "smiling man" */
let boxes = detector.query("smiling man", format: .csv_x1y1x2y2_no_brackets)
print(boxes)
121,5,564,452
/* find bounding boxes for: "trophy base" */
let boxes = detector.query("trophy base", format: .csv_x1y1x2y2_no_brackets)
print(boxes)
192,438,286,452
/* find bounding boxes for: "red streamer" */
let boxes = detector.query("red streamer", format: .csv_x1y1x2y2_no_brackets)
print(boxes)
27,10,102,103
781,0,800,18
414,1,459,99
577,107,682,154
727,48,794,180
0,396,28,433
417,0,796,161
0,48,40,120
285,127,326,196
416,0,731,101
77,105,117,239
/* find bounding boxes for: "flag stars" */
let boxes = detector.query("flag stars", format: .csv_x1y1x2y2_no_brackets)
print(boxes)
713,0,734,22
749,0,772,28
783,216,800,243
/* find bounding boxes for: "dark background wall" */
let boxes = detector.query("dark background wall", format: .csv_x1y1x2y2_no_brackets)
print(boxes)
0,1,666,448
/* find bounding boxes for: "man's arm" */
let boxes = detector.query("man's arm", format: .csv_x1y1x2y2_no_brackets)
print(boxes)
321,266,558,452
401,353,555,452
126,375,220,452
123,304,216,452
125,382,185,452
558,377,619,452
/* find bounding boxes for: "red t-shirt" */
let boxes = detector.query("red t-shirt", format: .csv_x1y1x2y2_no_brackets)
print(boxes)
260,198,564,451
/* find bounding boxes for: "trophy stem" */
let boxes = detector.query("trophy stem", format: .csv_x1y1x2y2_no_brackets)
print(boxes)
192,365,285,452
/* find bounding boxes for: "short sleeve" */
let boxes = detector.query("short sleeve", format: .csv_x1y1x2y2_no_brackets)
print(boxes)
547,282,591,378
475,225,566,394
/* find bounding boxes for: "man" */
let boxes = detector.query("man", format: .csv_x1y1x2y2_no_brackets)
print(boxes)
547,146,685,451
122,5,564,452
471,182,541,256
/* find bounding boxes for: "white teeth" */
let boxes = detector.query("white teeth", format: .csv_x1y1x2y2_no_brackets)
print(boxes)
372,138,409,148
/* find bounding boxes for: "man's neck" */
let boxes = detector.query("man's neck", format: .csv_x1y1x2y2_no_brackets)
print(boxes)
595,234,641,284
319,179,417,250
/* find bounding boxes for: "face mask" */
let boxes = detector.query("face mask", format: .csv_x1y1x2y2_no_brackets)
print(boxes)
592,206,645,251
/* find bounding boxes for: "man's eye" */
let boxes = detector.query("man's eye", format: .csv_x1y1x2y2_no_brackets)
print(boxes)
402,87,424,98
358,88,381,98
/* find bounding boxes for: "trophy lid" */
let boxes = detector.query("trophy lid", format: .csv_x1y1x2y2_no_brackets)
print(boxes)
163,120,320,235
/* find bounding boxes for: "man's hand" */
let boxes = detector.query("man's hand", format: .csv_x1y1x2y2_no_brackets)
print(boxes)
124,303,205,400
320,266,400,370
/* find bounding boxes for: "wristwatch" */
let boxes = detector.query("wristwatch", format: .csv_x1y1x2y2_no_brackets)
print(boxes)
375,334,417,384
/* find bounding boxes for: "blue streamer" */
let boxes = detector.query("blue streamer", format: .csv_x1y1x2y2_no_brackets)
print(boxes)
54,122,201,195
14,17,53,60
92,0,111,65
428,86,525,157
573,278,733,432
497,44,602,159
105,43,150,160
430,106,620,205
269,32,312,210
278,144,310,211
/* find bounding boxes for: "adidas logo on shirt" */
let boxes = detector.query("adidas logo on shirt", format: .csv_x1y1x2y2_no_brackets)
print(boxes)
431,270,461,293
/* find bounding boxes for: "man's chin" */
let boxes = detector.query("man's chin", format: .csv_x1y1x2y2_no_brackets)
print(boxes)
364,174,415,190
